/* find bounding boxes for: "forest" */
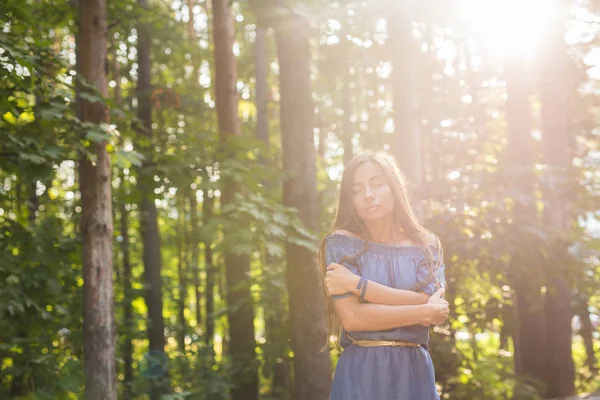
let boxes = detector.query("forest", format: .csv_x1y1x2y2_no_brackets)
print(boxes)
1,0,599,399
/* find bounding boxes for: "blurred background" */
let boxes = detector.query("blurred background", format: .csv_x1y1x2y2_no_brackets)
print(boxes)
0,0,599,399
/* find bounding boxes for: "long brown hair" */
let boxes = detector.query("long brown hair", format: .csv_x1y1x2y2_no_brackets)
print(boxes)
318,152,443,350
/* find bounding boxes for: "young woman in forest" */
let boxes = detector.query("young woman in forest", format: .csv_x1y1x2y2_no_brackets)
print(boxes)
319,152,449,400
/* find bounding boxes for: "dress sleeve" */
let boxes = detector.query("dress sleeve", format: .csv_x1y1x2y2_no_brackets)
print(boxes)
416,246,446,296
325,236,361,302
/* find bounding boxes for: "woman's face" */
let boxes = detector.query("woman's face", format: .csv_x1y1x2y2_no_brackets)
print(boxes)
351,161,395,223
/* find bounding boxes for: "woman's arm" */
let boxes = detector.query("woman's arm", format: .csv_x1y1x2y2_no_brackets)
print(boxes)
325,263,429,306
333,288,448,332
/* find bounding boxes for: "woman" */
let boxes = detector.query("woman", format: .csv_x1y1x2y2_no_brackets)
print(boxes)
319,152,449,400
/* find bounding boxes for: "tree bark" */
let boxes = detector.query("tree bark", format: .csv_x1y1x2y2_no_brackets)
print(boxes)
255,26,269,145
76,0,116,398
186,0,204,340
211,1,258,398
539,0,576,397
188,191,202,335
119,185,134,398
577,294,598,372
186,0,195,42
202,184,215,350
177,196,188,354
275,11,332,400
504,52,546,390
112,41,134,399
137,0,168,398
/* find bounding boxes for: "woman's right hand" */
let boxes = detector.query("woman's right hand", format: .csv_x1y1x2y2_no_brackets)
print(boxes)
422,288,449,326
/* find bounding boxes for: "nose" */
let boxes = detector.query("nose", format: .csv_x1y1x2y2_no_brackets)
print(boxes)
364,187,375,200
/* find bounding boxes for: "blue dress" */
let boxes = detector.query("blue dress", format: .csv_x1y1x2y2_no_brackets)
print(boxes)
326,233,446,400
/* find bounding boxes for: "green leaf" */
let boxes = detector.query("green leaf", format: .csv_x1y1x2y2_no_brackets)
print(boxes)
18,152,46,164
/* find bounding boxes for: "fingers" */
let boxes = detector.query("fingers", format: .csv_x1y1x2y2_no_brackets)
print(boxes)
323,277,335,295
327,263,341,271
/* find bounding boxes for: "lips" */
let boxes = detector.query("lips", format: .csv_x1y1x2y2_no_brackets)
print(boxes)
365,205,380,212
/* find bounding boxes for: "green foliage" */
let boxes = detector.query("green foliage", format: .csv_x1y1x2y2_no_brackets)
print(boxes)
0,216,83,398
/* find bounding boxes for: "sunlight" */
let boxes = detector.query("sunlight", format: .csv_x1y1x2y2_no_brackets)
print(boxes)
460,0,556,58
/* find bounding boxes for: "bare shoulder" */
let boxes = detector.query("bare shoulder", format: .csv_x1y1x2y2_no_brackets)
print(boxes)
330,229,360,239
421,231,440,247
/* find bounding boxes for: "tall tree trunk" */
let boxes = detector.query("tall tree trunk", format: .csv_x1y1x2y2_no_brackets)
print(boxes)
389,3,422,218
137,0,168,398
120,183,134,398
113,42,134,399
255,24,291,396
112,43,134,397
202,182,215,350
255,26,269,145
577,294,598,372
539,0,576,397
177,196,188,354
275,11,332,400
76,0,116,398
186,0,204,339
211,1,258,398
504,52,546,391
186,0,196,42
188,191,202,335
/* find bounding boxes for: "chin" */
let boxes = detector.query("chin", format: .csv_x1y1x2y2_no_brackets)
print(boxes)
359,210,393,222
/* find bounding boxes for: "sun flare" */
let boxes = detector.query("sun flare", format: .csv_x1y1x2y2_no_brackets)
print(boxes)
459,0,557,57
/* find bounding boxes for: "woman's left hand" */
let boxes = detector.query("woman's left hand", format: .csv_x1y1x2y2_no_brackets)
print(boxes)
324,263,359,296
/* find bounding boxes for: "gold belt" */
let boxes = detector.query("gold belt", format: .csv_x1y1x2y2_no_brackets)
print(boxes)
347,334,421,348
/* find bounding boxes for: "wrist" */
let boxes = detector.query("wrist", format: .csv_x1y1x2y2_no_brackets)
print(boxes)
421,304,433,325
349,274,361,294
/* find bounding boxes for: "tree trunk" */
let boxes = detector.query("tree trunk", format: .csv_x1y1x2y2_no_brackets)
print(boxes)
188,191,202,335
177,196,188,354
137,0,168,398
76,0,116,398
504,52,546,391
120,184,134,398
202,180,215,350
255,24,291,396
186,0,195,42
275,11,332,400
577,294,598,372
539,0,576,397
255,26,269,145
112,41,134,399
186,0,204,340
389,2,422,218
211,1,258,398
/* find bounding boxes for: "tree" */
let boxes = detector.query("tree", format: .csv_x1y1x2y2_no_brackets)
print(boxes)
137,0,168,398
211,0,258,398
504,46,546,391
275,9,332,400
539,0,576,396
76,0,116,398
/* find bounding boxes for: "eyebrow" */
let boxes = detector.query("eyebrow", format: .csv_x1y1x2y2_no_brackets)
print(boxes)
352,175,384,186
